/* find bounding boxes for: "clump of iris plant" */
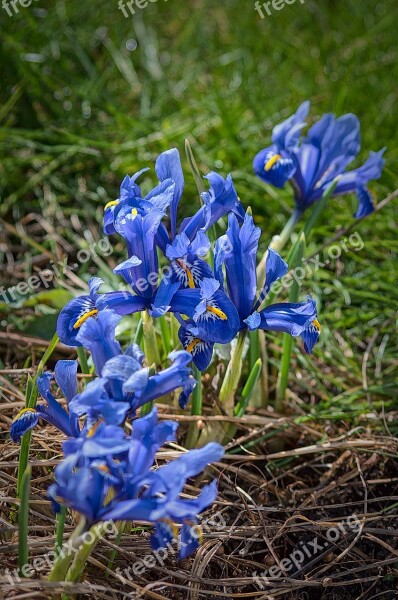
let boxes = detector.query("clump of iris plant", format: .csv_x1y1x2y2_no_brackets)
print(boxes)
56,148,319,375
11,101,385,583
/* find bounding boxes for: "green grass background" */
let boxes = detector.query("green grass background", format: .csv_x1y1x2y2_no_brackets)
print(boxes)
0,0,397,422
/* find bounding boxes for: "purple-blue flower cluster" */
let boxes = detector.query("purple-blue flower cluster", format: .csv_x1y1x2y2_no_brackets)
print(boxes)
253,101,385,218
56,146,320,371
11,311,221,558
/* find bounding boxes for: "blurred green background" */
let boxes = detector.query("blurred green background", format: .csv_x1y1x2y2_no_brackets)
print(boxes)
0,0,397,418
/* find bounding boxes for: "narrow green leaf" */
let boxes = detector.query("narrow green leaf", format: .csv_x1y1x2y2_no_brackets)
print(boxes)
18,466,31,576
159,315,171,355
55,505,67,557
105,521,126,577
77,346,90,375
235,358,262,418
185,138,205,196
18,334,59,496
302,177,339,241
275,233,307,411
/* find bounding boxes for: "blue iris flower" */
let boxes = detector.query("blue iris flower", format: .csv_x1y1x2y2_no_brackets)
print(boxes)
168,277,240,346
57,277,147,346
165,230,213,289
13,310,196,441
10,360,80,442
103,163,174,253
179,172,245,242
155,150,245,244
71,309,195,412
48,407,223,559
178,210,320,370
104,149,244,253
253,101,385,217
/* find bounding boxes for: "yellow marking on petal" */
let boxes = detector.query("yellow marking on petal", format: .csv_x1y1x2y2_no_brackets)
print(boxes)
73,309,99,329
104,200,119,211
176,259,195,288
87,419,103,437
206,305,227,320
104,486,116,506
160,518,179,539
185,520,203,544
131,208,138,216
264,154,282,171
312,319,321,332
12,407,36,424
187,338,201,353
98,464,110,474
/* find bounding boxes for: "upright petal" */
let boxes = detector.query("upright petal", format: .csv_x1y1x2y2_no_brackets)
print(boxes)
222,212,260,321
272,101,310,150
54,360,78,403
182,173,244,241
76,310,122,376
155,148,184,238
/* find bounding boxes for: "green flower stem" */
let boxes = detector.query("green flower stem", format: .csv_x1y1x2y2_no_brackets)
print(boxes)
48,518,87,582
159,315,171,356
185,366,202,448
18,466,31,576
142,310,160,366
274,333,294,413
302,177,339,242
64,521,108,583
141,310,159,416
256,208,302,279
216,331,249,443
198,331,247,445
219,330,247,415
275,232,306,412
55,506,67,557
